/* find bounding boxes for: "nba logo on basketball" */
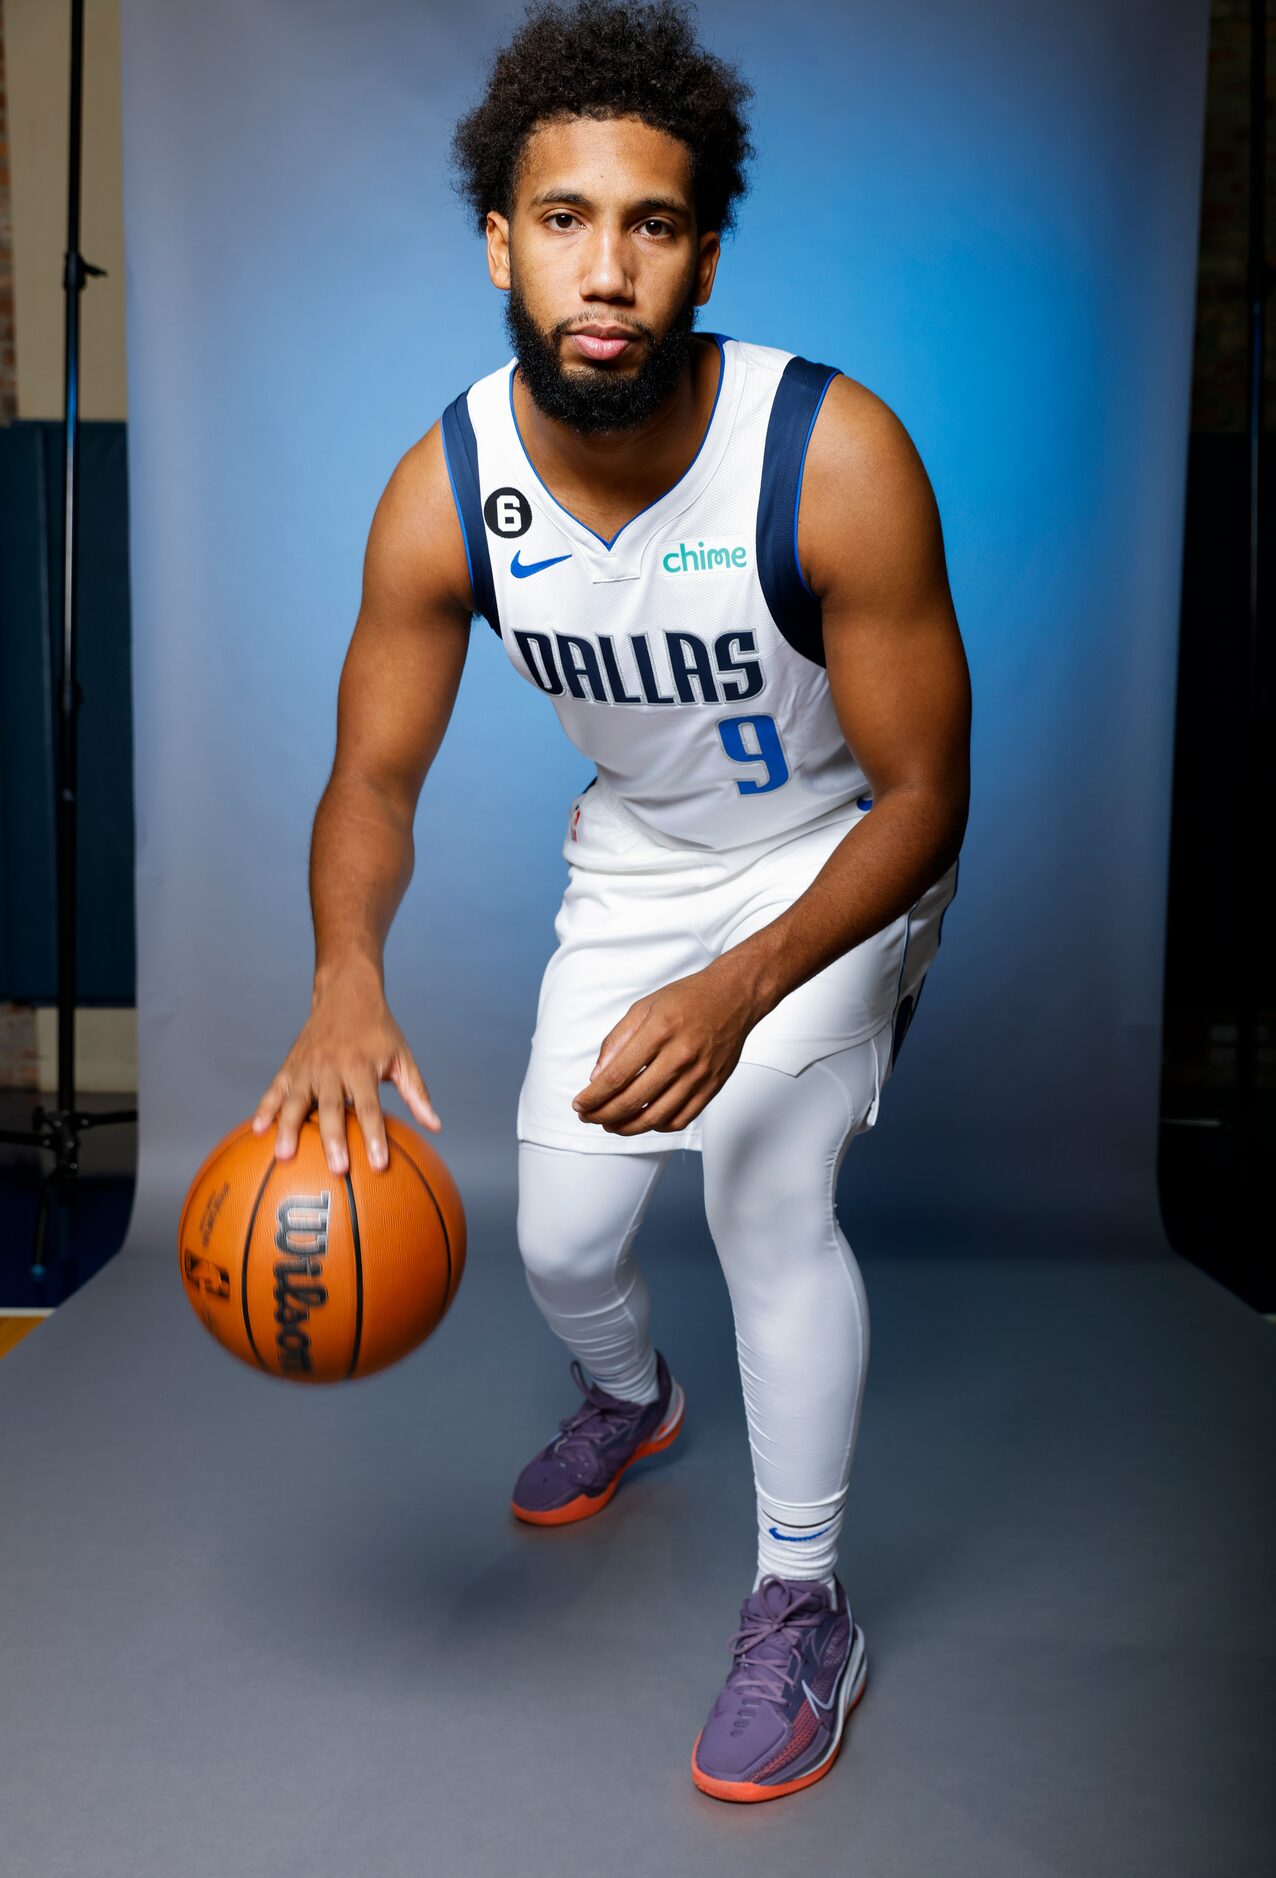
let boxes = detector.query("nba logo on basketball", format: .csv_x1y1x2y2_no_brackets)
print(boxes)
570,803,582,843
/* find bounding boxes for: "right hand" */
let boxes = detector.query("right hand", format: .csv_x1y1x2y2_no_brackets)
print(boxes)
251,967,440,1175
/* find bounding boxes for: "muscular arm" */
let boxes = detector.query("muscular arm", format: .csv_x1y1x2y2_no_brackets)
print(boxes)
709,373,972,1022
310,420,476,998
252,419,479,1168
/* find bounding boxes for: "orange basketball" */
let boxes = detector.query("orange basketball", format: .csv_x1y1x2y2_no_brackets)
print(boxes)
177,1111,465,1383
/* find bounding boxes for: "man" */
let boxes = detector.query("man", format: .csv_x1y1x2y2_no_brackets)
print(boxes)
253,0,969,1805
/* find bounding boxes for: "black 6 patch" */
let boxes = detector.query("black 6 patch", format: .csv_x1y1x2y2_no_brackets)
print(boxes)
483,487,532,538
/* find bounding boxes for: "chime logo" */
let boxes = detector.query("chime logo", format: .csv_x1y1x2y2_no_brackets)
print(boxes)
660,538,749,574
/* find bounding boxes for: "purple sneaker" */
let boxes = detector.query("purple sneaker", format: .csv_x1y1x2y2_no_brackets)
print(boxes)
510,1351,685,1526
691,1574,867,1802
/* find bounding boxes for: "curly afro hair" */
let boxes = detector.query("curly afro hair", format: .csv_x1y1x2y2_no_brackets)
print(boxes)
448,0,755,241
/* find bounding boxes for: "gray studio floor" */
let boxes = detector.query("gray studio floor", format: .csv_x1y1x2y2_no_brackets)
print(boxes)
1,1157,1273,1878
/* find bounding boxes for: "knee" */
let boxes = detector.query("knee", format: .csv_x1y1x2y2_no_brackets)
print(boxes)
702,1157,830,1280
704,1156,812,1250
701,1063,821,1203
516,1201,605,1289
700,1059,854,1253
516,1142,667,1292
516,1176,633,1292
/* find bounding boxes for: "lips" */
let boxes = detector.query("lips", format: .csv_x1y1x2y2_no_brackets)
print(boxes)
568,331,638,361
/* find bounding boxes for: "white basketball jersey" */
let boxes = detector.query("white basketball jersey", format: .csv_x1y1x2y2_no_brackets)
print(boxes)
440,333,872,852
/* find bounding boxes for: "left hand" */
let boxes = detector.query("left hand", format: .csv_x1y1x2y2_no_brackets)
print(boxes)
571,964,762,1136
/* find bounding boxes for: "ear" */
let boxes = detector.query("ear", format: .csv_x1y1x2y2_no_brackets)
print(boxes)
694,229,721,308
486,212,511,291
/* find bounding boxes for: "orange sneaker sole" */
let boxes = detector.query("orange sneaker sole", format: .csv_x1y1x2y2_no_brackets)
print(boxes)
510,1383,686,1527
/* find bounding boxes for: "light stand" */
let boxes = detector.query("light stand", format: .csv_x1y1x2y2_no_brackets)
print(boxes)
0,0,136,1284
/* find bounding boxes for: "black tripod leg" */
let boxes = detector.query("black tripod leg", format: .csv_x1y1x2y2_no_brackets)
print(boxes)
31,1172,52,1282
53,1177,78,1299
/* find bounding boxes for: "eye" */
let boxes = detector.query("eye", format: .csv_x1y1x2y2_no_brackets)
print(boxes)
547,211,579,230
641,219,673,238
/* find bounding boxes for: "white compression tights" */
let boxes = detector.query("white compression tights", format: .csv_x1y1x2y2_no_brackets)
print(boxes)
516,1032,885,1584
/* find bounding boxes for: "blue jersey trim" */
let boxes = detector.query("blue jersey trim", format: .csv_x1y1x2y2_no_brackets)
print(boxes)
506,333,728,551
441,389,501,638
756,355,840,668
439,412,476,599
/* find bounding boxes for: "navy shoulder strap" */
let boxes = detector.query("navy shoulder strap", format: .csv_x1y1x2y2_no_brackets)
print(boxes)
755,355,840,668
440,389,501,638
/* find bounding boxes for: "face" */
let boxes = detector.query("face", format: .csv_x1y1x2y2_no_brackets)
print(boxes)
485,113,721,434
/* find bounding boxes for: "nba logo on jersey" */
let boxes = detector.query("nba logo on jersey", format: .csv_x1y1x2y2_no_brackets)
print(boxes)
570,801,582,843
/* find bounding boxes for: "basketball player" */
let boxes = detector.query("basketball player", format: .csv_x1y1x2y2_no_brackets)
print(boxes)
252,0,970,1804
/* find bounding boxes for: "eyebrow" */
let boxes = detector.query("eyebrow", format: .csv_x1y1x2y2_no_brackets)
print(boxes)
526,188,690,218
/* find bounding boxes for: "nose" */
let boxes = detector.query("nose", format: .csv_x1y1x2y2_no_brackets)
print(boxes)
578,222,632,302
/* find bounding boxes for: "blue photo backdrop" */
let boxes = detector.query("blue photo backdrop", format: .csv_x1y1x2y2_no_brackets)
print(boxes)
116,0,1209,1258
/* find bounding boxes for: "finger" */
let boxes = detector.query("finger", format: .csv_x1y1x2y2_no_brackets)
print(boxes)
252,1078,285,1132
574,1020,661,1112
348,1066,388,1171
316,1066,350,1174
274,1084,313,1160
574,1053,654,1119
584,1006,650,1093
579,1052,673,1125
390,1053,441,1132
652,1080,715,1134
606,1063,709,1136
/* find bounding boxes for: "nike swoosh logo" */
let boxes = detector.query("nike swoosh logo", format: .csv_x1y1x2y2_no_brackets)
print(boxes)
510,550,572,579
802,1678,837,1715
767,1525,832,1543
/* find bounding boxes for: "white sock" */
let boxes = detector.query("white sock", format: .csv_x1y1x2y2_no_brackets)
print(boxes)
753,1566,837,1604
585,1349,661,1403
755,1495,845,1584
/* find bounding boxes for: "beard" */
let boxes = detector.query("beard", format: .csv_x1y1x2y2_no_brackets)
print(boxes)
503,267,701,435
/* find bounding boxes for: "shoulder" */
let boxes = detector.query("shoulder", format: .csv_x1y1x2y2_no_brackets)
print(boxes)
365,410,476,619
796,369,945,606
401,355,514,505
803,371,933,529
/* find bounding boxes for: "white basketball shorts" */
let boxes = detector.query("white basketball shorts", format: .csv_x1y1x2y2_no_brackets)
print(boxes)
515,773,958,1155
